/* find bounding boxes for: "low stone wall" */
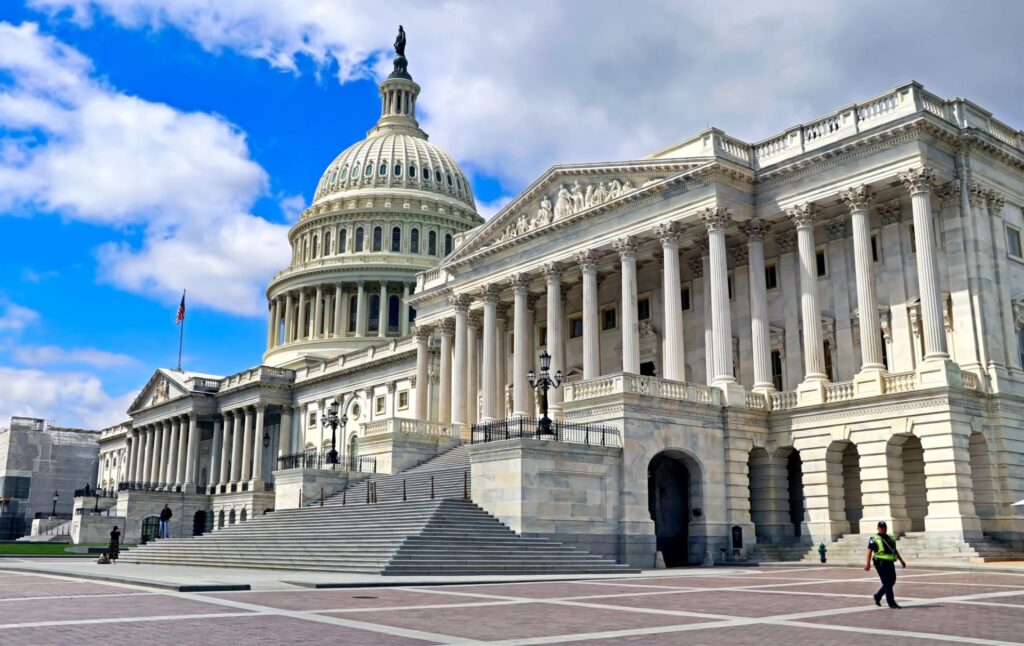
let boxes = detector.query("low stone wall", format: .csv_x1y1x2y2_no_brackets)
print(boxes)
359,431,460,474
272,468,369,510
469,438,622,561
71,513,127,545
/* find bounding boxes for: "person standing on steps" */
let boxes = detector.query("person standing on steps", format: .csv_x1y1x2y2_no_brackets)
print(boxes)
864,520,906,609
107,525,121,564
159,504,173,539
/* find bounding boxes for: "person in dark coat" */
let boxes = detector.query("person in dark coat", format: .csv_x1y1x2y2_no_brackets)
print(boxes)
158,504,173,539
107,525,121,564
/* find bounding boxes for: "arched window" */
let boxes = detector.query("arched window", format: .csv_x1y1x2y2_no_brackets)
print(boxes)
339,228,348,253
368,294,380,332
410,228,420,253
355,227,364,252
348,295,358,332
422,167,430,180
340,165,348,179
388,295,400,331
428,231,437,256
435,170,442,183
312,235,319,258
444,233,453,255
364,163,373,177
394,163,402,177
302,239,309,261
446,173,453,186
324,231,332,255
379,162,388,176
409,163,416,178
391,226,402,252
328,168,337,184
372,226,383,251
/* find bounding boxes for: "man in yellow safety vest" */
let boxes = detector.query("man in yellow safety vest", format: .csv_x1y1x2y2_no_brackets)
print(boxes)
864,520,907,608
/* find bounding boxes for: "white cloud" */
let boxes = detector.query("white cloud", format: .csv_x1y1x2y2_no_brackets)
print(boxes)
0,366,134,429
0,298,40,332
476,195,513,221
12,345,137,368
279,193,306,223
0,22,289,316
21,268,60,283
28,0,1024,188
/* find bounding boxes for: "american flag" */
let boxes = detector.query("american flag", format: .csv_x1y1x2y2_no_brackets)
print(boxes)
175,290,186,325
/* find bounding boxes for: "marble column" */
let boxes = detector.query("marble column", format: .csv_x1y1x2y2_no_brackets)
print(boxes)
356,280,368,336
176,415,188,486
230,411,243,484
333,283,344,338
283,292,294,343
900,167,949,361
526,294,539,414
451,294,470,431
467,312,480,426
128,430,140,483
740,220,774,391
658,223,685,382
614,236,640,374
576,250,600,380
378,281,388,337
252,404,265,483
496,305,509,417
278,406,293,458
210,417,223,490
166,418,179,487
266,299,277,349
158,420,171,487
341,286,352,336
146,425,158,485
696,239,714,385
241,406,254,482
510,273,531,416
788,203,828,383
296,289,307,341
414,325,432,419
700,208,736,385
219,413,232,486
480,285,499,421
438,318,454,423
841,185,885,372
311,285,322,339
401,283,412,337
141,426,153,484
542,262,565,416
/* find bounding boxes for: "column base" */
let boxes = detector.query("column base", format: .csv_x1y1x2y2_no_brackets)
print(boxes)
917,358,962,389
180,483,198,495
713,380,746,407
796,379,827,406
249,478,264,492
853,368,886,397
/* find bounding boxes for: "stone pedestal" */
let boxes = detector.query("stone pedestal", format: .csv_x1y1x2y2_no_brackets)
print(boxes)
272,468,366,510
797,380,826,406
853,369,885,397
917,359,963,389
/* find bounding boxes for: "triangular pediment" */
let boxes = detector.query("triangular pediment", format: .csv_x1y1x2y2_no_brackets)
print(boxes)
444,158,719,266
127,369,192,414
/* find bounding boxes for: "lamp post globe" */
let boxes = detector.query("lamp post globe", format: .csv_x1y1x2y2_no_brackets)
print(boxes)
324,399,341,467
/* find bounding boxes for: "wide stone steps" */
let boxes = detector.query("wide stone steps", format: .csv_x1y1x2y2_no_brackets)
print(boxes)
322,445,472,508
752,531,1022,563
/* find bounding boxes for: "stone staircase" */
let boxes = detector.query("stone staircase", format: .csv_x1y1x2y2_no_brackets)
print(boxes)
751,531,1021,564
123,445,636,575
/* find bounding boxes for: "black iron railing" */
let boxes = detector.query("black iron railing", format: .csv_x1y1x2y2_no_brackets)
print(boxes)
277,449,377,473
471,417,621,447
74,487,118,498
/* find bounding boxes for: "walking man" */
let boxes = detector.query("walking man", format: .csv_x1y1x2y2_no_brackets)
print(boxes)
864,520,906,608
158,504,173,539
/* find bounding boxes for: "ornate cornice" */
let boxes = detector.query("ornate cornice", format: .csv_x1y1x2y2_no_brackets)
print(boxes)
774,230,797,253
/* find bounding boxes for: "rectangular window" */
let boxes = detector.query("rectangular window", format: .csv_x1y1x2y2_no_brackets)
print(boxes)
871,231,881,263
375,395,385,415
727,272,734,300
398,391,409,410
909,224,917,254
637,297,651,321
815,248,828,278
308,410,317,427
823,340,834,381
770,350,783,391
1007,225,1023,259
538,325,547,347
880,331,890,371
569,316,584,339
765,262,779,290
1018,326,1024,369
602,307,617,330
680,287,691,311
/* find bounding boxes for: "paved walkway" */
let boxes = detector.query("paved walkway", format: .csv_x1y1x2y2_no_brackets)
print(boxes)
0,564,1022,644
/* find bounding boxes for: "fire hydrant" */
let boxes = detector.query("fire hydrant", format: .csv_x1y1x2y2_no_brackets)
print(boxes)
818,542,828,563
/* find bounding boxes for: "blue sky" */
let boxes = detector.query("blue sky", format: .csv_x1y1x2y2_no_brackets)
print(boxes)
1,0,1022,428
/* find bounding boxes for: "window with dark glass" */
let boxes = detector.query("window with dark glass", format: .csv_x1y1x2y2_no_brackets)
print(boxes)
765,263,778,290
602,307,617,330
638,297,651,321
680,287,691,311
538,325,547,347
727,274,734,300
411,228,420,253
823,339,834,380
428,231,437,255
770,349,784,390
339,228,347,253
355,227,364,251
388,295,400,331
435,170,442,182
444,233,453,255
816,249,827,277
340,166,349,179
324,232,332,255
881,331,890,370
372,226,383,251
422,167,430,180
409,164,416,178
871,232,880,262
569,316,584,338
394,163,402,177
1007,225,1023,258
348,295,358,332
379,162,387,176
368,295,380,332
909,224,917,254
364,163,372,177
391,226,402,252
312,236,319,258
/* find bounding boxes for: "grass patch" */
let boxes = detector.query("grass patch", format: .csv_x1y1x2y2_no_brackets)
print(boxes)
0,543,102,556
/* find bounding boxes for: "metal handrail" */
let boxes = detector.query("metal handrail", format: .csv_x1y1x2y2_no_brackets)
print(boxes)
470,417,621,448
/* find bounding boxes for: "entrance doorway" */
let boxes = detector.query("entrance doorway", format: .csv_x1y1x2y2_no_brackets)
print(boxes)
826,440,862,536
192,510,206,536
648,451,700,567
140,516,159,544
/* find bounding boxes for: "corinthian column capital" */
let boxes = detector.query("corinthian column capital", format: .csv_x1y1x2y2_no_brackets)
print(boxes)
437,317,455,337
786,203,819,228
699,207,732,231
613,235,638,259
412,324,434,342
448,293,471,312
479,283,500,302
738,219,771,242
899,166,937,195
575,249,598,272
656,222,682,246
840,185,875,212
508,272,530,293
540,261,563,282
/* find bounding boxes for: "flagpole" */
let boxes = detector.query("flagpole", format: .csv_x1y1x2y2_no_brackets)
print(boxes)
177,289,186,372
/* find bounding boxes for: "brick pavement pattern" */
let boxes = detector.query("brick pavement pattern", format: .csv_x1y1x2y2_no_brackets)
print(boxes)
0,566,1022,644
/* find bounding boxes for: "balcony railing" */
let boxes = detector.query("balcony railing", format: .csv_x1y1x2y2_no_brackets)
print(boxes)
361,418,452,437
277,449,377,473
471,418,621,448
564,373,720,406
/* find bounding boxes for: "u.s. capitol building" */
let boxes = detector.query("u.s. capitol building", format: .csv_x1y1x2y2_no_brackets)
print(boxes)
95,39,1023,567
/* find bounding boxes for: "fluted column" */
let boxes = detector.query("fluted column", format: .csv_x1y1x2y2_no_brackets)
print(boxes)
295,289,307,341
401,283,412,337
438,318,454,423
128,429,140,483
175,415,188,486
147,424,158,485
496,304,509,417
450,294,470,431
658,224,685,381
209,417,223,490
312,285,324,339
542,262,566,416
510,273,531,416
841,185,886,372
480,286,499,421
414,325,432,419
467,311,480,426
378,281,388,337
283,292,294,343
278,406,293,458
158,420,172,487
614,236,640,374
252,403,265,483
230,410,243,483
141,426,153,484
696,239,714,385
218,413,232,486
576,250,600,380
741,220,774,390
356,280,368,336
789,203,828,383
333,283,344,338
266,299,277,349
701,208,736,385
900,167,948,361
241,406,254,482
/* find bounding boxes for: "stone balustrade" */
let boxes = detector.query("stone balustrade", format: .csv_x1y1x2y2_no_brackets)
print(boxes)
882,371,917,394
361,418,452,437
962,372,982,391
770,391,799,411
824,381,855,403
564,373,720,406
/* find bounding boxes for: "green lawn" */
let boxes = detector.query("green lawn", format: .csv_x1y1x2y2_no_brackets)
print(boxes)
0,543,104,556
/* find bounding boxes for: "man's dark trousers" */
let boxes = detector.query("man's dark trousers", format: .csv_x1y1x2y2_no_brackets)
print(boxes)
873,559,897,607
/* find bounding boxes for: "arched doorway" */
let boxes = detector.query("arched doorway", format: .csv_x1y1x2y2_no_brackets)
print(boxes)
969,432,997,533
192,510,206,536
240,508,247,523
886,434,928,533
349,435,359,471
648,451,701,567
826,441,862,536
217,509,225,529
140,516,159,544
786,449,805,537
748,447,805,541
228,509,236,525
747,447,773,541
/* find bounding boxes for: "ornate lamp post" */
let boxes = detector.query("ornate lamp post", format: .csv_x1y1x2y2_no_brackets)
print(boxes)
527,350,563,436
322,399,341,467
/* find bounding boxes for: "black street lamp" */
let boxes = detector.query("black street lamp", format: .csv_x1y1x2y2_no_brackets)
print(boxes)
527,350,563,436
322,399,342,467
51,490,58,517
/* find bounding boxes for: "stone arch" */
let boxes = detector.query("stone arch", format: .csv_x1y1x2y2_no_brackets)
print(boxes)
826,440,862,536
648,449,705,567
217,509,225,529
239,508,247,523
228,509,236,525
887,434,927,533
748,446,805,542
969,432,998,534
